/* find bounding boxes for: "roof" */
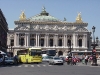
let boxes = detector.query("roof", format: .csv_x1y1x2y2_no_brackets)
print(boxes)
28,6,61,22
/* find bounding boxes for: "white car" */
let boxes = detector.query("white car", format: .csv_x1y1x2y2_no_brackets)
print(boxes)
49,57,64,65
42,56,53,62
97,58,100,65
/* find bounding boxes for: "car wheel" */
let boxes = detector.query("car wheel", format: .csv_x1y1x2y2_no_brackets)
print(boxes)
61,63,64,65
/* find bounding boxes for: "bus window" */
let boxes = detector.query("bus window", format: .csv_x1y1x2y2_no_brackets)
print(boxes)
31,49,41,56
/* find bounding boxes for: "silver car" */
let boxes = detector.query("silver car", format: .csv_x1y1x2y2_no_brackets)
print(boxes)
49,57,64,65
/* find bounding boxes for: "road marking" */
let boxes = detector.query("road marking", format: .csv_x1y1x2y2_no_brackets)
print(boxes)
37,65,40,67
48,65,52,66
43,65,46,67
18,65,21,67
90,66,100,67
31,65,34,67
25,65,28,67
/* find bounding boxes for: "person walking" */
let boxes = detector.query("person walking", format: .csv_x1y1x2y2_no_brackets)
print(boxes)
85,55,88,65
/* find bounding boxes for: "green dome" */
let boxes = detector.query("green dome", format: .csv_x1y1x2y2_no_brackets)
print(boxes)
28,6,60,22
29,15,60,22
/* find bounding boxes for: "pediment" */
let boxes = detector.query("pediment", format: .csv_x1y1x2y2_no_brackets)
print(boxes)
34,25,40,30
53,25,58,31
74,27,88,32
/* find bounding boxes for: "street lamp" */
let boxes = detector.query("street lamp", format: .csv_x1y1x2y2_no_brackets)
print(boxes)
91,26,99,66
67,43,73,58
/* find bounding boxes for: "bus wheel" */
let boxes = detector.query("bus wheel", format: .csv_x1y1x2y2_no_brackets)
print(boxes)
36,62,39,64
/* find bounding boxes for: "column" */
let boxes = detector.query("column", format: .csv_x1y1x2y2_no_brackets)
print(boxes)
82,34,85,47
44,34,47,47
37,34,40,47
28,34,30,46
25,33,27,47
85,34,87,47
75,34,78,47
14,33,16,46
7,34,10,45
47,34,49,47
66,35,67,47
53,35,56,46
27,33,30,46
36,34,37,47
73,34,75,47
56,34,58,46
64,34,66,47
17,33,19,46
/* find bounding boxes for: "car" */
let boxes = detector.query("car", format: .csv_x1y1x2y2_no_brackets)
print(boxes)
42,56,53,62
49,57,64,65
4,57,15,65
97,58,100,65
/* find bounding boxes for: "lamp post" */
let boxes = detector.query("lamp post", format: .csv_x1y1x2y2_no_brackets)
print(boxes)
68,42,73,58
91,26,99,66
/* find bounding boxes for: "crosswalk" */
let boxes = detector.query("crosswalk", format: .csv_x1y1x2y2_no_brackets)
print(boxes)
12,64,53,68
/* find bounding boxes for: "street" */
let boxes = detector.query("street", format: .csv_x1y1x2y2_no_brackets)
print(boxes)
0,62,100,75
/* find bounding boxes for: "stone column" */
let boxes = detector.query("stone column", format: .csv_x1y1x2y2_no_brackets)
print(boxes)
73,34,75,47
75,34,78,47
14,33,16,47
17,33,19,46
65,35,67,47
28,34,30,46
82,35,85,47
64,34,66,47
38,34,40,47
53,34,58,47
7,34,10,46
85,34,87,47
47,34,49,47
44,34,47,47
25,33,27,47
36,34,37,47
56,34,58,47
27,33,29,46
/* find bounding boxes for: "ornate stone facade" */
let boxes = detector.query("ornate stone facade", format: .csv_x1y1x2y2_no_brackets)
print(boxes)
7,7,91,56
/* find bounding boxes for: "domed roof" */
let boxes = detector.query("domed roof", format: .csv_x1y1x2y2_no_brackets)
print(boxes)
28,6,60,22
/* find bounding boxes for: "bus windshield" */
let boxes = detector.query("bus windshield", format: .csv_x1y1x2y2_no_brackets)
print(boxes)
31,49,41,56
47,50,56,56
17,50,28,55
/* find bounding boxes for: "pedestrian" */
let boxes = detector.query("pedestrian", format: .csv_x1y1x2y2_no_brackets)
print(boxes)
85,55,88,65
72,57,77,65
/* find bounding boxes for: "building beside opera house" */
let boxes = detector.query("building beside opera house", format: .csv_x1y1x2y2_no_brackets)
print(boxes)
7,7,92,56
0,9,8,53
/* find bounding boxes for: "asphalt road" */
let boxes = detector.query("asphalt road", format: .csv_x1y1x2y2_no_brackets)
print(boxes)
0,62,100,75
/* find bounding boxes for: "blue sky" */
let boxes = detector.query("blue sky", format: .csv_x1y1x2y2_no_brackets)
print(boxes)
0,0,100,38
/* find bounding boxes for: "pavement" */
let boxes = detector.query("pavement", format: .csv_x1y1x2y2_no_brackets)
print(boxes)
0,62,100,75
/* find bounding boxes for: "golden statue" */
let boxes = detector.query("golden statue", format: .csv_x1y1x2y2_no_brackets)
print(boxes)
76,12,83,23
19,10,26,20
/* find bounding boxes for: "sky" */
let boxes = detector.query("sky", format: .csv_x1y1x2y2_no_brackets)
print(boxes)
0,0,100,38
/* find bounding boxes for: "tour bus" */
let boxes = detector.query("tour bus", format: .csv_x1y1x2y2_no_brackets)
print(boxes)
42,49,56,57
17,47,42,64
